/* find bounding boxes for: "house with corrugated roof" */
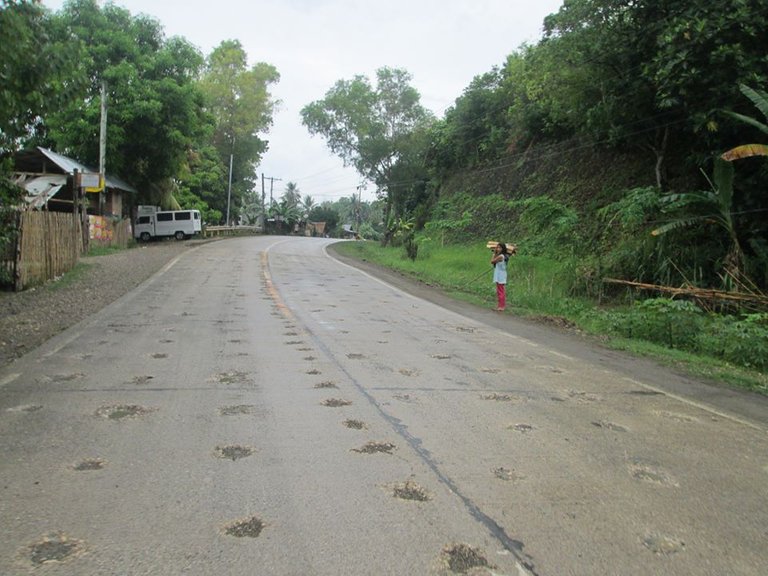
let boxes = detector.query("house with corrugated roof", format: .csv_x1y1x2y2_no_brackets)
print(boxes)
10,146,136,218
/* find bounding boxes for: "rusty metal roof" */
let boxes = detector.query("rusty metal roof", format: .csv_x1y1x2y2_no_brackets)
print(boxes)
13,147,136,193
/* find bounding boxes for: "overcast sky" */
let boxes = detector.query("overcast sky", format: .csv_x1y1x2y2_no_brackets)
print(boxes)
42,0,563,203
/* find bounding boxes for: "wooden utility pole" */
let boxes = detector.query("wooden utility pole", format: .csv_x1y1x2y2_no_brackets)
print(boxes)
98,80,107,215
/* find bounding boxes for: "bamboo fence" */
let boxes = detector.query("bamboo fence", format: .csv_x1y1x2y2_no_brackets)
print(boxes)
14,211,82,291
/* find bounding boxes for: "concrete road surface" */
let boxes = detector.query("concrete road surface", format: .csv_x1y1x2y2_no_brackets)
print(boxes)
1,236,767,575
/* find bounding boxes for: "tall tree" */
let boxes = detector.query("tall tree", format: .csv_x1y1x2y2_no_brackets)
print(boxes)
0,0,79,152
38,0,211,198
301,67,434,243
199,40,279,222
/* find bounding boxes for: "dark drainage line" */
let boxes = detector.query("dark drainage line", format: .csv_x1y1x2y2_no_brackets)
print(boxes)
305,327,540,576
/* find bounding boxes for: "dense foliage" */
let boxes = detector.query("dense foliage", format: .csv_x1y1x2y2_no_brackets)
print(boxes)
421,0,768,292
2,0,279,224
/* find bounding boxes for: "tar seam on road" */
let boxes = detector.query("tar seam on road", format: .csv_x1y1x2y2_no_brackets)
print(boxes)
264,243,541,576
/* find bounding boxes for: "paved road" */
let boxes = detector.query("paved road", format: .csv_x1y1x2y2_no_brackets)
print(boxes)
1,236,766,575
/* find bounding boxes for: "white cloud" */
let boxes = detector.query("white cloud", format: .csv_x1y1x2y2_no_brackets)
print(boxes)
42,0,562,202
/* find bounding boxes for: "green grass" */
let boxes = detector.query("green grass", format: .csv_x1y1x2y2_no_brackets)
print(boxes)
334,240,768,394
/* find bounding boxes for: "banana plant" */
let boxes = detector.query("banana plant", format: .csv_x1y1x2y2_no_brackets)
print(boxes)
721,84,768,161
651,158,744,280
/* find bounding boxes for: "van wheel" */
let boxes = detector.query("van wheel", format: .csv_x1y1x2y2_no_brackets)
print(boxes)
175,231,186,241
140,232,151,242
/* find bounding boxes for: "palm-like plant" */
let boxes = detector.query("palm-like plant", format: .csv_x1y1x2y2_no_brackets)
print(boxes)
651,159,743,281
721,84,768,161
282,182,302,209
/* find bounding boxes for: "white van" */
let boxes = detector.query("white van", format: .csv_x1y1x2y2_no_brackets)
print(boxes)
134,208,202,241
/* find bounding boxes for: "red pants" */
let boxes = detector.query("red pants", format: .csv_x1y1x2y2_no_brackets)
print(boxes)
496,283,506,310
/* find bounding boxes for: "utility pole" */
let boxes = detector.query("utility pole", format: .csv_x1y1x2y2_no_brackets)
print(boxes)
226,135,235,226
98,80,107,215
356,181,365,234
261,173,266,233
266,176,282,205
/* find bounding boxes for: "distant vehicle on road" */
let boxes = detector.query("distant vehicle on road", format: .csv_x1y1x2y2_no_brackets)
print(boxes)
134,206,202,241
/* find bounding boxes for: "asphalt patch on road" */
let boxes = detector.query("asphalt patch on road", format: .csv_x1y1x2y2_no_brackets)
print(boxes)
314,381,338,389
72,458,105,471
214,445,255,461
214,371,252,385
219,405,257,416
592,420,628,432
353,441,396,454
481,393,520,402
27,533,85,566
643,533,685,555
95,404,154,420
343,419,366,429
629,460,678,487
224,516,265,538
7,404,43,413
440,543,494,574
322,398,351,407
493,467,523,482
392,480,430,501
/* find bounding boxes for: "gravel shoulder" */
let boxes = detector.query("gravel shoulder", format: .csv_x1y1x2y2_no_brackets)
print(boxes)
0,240,199,367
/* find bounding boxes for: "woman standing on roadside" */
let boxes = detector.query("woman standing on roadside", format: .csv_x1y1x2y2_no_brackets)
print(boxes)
491,242,510,311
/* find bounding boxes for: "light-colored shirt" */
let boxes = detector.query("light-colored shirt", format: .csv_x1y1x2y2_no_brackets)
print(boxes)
493,257,507,284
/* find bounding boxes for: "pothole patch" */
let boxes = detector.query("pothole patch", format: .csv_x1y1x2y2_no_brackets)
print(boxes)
322,398,351,407
592,420,628,432
481,393,520,402
314,381,338,389
219,405,256,416
629,461,678,487
353,441,396,454
653,410,699,424
213,371,252,385
343,419,366,430
568,390,602,402
72,458,105,471
214,445,255,461
493,467,523,482
45,373,84,383
439,543,494,574
392,480,430,502
95,404,154,420
7,404,44,413
27,533,85,566
643,533,685,555
223,516,265,538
